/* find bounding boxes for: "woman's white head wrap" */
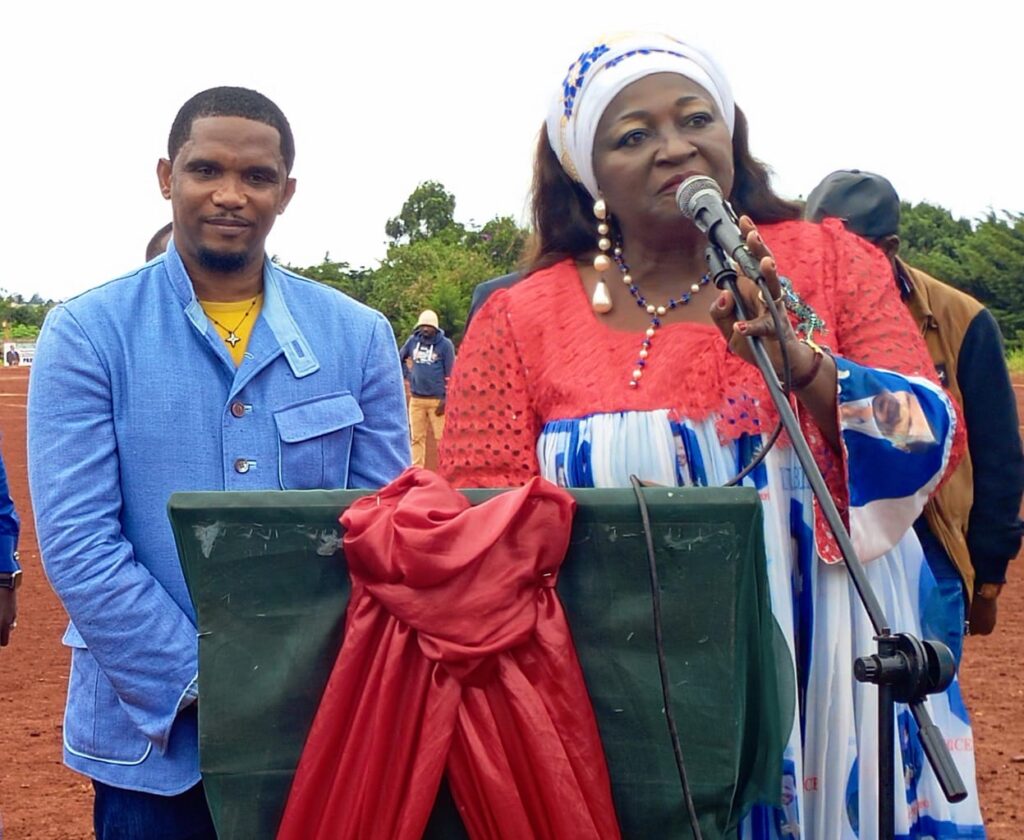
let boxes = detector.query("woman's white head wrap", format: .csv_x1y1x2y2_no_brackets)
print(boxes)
546,33,735,199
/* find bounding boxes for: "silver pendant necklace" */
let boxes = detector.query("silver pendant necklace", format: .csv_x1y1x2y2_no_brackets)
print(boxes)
207,295,260,348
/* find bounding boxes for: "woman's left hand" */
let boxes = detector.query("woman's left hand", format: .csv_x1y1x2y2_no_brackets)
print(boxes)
708,215,797,373
709,216,840,451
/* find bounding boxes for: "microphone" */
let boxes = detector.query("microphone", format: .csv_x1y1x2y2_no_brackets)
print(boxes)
675,175,762,282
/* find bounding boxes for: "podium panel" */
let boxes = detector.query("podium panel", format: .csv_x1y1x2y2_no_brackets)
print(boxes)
169,486,791,839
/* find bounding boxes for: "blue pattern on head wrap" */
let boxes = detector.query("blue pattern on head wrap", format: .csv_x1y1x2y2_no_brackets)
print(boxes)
561,46,709,122
562,44,611,119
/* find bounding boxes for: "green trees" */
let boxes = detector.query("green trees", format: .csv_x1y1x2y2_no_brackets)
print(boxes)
0,294,56,341
957,212,1024,345
373,210,527,343
900,203,1024,346
10,185,1019,352
289,181,527,345
291,254,377,303
898,201,973,288
287,190,1024,350
384,180,459,243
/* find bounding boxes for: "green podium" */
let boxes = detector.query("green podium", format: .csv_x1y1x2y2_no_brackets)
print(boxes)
169,486,791,839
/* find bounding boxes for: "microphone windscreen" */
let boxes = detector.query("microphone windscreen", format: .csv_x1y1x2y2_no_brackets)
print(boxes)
675,175,722,218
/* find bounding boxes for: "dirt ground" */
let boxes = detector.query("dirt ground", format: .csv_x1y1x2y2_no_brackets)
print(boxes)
0,366,1020,838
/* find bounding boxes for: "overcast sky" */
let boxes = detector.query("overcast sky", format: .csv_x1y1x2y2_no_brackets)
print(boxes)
1,0,1016,301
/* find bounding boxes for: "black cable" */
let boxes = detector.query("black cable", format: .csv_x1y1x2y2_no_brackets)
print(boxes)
723,419,783,488
629,474,703,840
628,260,806,831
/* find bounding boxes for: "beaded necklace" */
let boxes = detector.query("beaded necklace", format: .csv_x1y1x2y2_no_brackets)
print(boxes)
611,251,711,388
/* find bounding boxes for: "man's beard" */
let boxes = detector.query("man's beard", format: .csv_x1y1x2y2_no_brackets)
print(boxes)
197,247,250,274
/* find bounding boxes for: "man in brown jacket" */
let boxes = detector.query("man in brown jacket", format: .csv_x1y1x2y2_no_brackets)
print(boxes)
807,169,1023,660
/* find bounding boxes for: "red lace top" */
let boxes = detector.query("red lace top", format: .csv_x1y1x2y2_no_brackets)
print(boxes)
439,219,951,490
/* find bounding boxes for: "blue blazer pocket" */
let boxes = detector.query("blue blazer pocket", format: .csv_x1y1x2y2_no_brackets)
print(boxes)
274,392,364,490
63,645,152,766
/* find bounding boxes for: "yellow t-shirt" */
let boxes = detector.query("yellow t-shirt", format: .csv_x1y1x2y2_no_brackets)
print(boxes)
199,294,264,366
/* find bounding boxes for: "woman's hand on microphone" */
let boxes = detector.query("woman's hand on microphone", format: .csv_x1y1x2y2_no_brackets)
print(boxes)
708,216,795,372
709,216,841,450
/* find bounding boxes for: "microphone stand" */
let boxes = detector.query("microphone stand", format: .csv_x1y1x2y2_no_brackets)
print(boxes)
703,243,966,839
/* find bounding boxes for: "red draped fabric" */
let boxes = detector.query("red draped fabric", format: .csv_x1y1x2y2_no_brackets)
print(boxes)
277,468,620,840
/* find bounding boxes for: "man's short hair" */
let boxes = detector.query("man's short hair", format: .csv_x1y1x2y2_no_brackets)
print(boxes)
167,86,295,173
145,222,173,262
805,169,900,240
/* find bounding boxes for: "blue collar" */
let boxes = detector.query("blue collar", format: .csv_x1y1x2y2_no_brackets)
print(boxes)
164,240,320,379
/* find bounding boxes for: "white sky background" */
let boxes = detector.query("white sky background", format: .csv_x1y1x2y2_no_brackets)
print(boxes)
0,0,1017,301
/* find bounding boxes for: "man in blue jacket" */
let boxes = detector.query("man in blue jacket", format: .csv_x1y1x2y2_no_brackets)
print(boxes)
27,87,410,838
399,310,455,468
0,451,20,648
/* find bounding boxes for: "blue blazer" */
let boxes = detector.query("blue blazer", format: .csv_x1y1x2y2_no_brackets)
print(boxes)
28,242,410,793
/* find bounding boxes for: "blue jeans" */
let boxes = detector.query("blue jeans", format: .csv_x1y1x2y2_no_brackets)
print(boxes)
914,519,967,666
93,780,217,840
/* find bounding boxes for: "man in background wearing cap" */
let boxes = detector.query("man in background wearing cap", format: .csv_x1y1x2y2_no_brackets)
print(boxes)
806,169,1024,660
400,310,456,467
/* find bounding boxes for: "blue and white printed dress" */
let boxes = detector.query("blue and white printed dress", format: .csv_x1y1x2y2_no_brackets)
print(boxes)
441,221,986,839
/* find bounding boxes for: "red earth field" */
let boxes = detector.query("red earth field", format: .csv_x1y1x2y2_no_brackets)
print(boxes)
0,366,1021,838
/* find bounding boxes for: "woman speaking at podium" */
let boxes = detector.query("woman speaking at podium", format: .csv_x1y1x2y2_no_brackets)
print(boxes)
440,33,984,838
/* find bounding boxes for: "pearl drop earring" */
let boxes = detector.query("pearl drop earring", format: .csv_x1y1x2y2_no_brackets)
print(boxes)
591,199,613,313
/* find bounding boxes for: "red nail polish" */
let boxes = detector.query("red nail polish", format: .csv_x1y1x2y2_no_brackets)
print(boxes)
736,322,748,334
717,293,729,309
